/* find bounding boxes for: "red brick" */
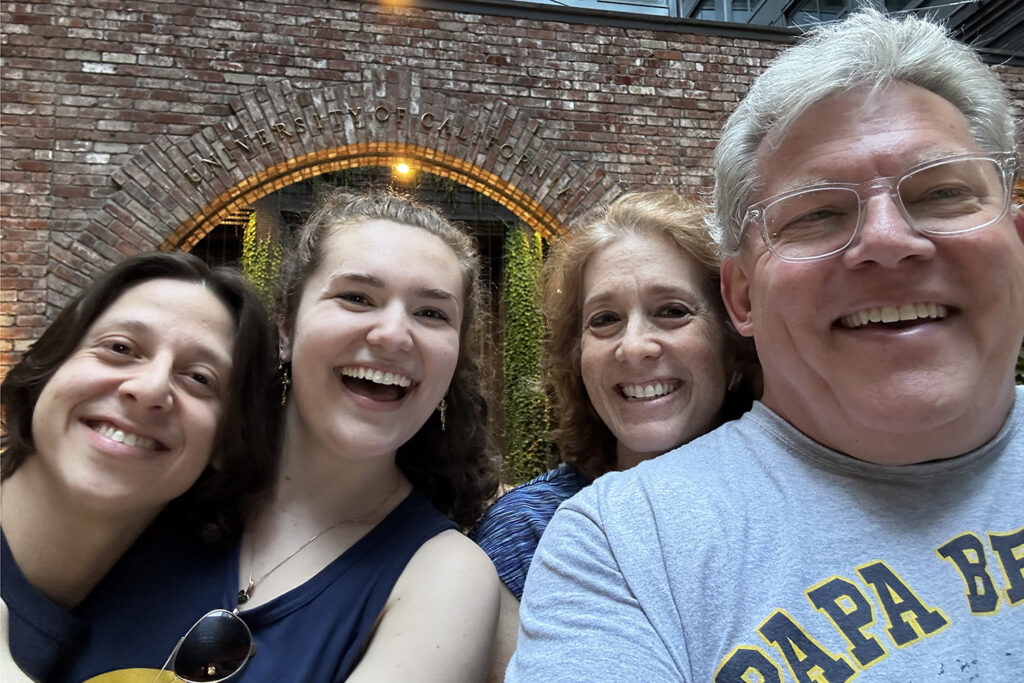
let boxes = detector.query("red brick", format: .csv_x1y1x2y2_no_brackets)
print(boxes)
0,0,1019,378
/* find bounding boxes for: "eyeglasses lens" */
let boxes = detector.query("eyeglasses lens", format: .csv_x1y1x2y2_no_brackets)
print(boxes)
174,610,252,682
763,187,859,260
897,157,1006,234
762,157,1008,260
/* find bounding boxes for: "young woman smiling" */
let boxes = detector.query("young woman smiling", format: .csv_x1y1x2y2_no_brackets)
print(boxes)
1,252,279,681
68,190,502,682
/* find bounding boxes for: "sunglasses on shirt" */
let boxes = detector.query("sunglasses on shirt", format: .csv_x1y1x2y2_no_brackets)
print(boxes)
154,609,255,682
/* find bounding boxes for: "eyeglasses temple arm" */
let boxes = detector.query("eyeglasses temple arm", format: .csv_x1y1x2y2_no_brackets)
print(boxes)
151,637,185,683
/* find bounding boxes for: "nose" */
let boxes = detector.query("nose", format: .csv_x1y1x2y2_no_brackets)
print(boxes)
842,191,936,268
365,301,414,352
614,316,662,365
119,356,174,411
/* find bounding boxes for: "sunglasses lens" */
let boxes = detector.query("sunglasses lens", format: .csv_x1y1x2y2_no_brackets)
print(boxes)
174,610,252,682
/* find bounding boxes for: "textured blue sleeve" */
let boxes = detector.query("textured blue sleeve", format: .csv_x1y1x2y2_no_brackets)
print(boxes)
471,466,587,599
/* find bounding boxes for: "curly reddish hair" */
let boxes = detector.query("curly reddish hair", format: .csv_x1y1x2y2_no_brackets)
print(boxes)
543,191,758,479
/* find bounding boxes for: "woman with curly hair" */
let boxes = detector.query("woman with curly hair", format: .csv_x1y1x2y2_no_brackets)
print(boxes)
472,191,759,680
69,189,502,681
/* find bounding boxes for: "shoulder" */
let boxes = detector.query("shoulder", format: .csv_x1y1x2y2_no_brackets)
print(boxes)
390,531,499,615
1,599,36,683
349,531,499,682
1,532,87,681
405,530,498,584
366,488,457,558
397,488,458,533
470,466,587,598
472,466,588,543
499,465,589,505
558,416,775,534
384,531,499,632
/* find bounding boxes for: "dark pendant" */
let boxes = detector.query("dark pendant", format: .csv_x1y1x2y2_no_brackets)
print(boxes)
237,589,249,604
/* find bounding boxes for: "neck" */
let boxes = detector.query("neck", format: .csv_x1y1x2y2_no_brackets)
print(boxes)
1,462,157,608
761,381,1016,465
615,443,664,472
237,423,409,608
264,418,407,525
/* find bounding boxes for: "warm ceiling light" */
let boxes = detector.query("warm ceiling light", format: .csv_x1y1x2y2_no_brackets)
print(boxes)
395,163,411,175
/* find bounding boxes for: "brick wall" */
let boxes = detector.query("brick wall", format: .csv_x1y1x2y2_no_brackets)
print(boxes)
2,0,1022,373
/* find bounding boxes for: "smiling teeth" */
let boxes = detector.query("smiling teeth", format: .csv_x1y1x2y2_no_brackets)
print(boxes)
92,422,160,450
340,366,412,387
621,382,678,400
840,303,948,329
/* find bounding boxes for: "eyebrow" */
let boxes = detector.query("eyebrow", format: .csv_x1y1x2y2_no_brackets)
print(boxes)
583,283,703,309
331,272,460,304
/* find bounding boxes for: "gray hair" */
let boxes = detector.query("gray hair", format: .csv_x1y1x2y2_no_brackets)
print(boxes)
711,7,1018,257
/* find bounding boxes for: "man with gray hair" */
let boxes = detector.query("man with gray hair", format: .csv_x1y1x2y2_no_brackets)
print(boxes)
508,9,1023,681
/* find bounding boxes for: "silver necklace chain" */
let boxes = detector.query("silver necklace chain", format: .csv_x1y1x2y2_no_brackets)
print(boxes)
237,479,403,605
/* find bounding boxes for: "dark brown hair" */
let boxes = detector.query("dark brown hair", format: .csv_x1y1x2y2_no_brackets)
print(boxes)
277,188,500,528
543,191,758,479
1,252,280,546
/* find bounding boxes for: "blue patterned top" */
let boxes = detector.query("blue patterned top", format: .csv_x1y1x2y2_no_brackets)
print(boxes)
471,465,590,599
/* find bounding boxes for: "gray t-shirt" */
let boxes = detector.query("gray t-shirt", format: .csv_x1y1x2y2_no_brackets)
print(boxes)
509,388,1024,682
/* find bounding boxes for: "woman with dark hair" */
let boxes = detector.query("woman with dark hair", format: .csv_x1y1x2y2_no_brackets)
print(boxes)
69,189,503,682
471,191,760,680
0,252,280,681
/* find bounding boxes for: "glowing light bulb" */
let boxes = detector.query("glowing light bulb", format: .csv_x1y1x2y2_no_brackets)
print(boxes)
395,163,411,175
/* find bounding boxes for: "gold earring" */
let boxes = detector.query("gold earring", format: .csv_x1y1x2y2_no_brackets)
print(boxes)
438,398,447,432
279,362,292,406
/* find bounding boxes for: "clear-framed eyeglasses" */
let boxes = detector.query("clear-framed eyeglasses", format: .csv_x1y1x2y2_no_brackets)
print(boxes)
741,152,1019,263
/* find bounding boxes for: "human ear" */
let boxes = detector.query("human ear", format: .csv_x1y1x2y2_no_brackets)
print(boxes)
277,323,293,363
721,258,754,338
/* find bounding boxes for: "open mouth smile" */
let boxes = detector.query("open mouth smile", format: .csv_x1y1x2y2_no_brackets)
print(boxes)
619,381,680,401
839,303,949,330
88,420,165,451
339,365,414,401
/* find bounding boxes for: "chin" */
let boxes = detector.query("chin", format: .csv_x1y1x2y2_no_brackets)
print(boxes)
846,390,979,437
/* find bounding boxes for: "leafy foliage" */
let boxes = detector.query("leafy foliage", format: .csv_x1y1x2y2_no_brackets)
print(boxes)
502,225,553,484
1017,343,1023,385
240,210,282,309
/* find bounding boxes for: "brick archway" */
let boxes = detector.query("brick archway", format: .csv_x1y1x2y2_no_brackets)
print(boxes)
80,71,621,295
165,141,587,252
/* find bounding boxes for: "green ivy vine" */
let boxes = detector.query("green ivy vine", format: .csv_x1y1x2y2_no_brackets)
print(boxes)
1017,344,1023,385
502,224,554,484
240,210,282,309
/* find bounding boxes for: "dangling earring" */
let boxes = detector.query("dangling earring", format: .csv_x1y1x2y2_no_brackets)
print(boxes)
728,370,743,393
279,362,292,407
437,398,447,432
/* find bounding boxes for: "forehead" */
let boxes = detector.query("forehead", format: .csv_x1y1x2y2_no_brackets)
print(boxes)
584,233,710,295
753,83,978,197
98,278,228,318
90,278,236,350
317,219,463,293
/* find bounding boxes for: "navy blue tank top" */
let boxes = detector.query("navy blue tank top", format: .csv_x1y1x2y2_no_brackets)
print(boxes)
65,489,455,682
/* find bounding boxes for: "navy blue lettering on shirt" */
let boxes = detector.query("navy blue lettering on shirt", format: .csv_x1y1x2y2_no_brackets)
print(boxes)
715,525,1023,683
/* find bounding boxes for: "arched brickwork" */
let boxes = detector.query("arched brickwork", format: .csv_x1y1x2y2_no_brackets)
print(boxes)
66,71,621,325
98,72,617,257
